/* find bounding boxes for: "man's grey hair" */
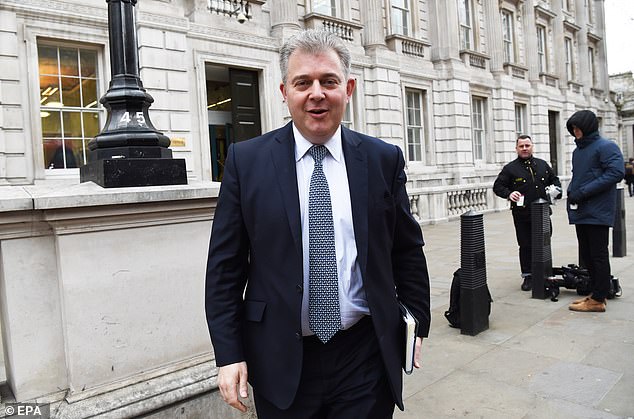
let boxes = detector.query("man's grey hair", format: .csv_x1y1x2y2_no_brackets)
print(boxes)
279,29,351,85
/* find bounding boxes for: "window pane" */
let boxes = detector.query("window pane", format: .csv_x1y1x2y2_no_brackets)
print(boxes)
40,75,61,105
80,49,97,78
63,111,82,137
82,112,101,137
81,78,98,107
59,48,79,77
38,45,59,75
43,139,63,169
42,111,62,137
61,76,81,107
65,139,84,167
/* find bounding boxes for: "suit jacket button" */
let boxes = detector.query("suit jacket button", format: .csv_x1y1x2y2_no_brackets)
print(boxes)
296,284,303,293
295,332,302,340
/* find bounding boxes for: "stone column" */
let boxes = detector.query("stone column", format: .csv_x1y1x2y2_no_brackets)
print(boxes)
429,0,461,61
552,0,567,91
484,0,504,73
359,0,386,52
576,0,591,96
522,0,540,82
594,0,609,95
269,0,300,40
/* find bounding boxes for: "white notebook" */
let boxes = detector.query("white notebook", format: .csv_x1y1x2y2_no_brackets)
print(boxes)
399,301,419,375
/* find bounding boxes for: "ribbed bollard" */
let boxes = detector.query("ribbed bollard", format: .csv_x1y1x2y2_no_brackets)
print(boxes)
613,186,626,257
460,210,489,336
531,198,552,299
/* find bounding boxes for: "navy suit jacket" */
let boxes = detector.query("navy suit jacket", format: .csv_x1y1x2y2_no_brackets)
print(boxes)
205,122,431,410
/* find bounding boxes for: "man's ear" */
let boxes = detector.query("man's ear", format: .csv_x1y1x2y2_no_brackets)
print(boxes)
346,78,356,101
280,82,287,100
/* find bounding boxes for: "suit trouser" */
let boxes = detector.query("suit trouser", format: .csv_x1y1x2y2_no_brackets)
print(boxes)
575,224,611,301
253,316,395,419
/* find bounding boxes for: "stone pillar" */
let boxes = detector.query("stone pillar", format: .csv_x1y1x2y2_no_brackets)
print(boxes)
429,0,460,61
576,0,591,96
522,0,540,82
594,0,609,95
552,0,567,91
269,0,300,40
483,0,504,73
360,0,386,52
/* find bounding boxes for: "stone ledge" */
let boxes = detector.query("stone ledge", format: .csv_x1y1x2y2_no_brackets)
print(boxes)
0,181,220,212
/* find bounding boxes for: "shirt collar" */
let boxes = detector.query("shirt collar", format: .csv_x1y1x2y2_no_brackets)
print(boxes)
293,123,343,163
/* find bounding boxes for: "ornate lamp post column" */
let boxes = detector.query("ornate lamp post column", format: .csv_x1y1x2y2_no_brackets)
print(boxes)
80,0,187,188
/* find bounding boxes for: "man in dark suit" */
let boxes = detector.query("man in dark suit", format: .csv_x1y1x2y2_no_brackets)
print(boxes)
205,29,431,419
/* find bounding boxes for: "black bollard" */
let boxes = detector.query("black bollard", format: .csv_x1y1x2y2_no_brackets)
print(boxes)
460,210,489,336
531,198,552,299
80,0,187,188
613,186,626,257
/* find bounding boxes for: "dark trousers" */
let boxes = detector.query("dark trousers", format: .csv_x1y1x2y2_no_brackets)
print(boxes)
575,224,611,301
253,316,395,419
512,210,532,275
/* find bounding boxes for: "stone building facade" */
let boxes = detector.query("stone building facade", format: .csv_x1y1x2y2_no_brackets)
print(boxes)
0,0,617,222
610,71,634,159
0,0,621,416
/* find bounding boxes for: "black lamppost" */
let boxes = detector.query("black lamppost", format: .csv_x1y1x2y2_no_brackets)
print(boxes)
80,0,187,188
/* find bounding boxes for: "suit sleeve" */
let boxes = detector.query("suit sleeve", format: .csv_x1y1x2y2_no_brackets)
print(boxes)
389,146,431,337
205,144,250,366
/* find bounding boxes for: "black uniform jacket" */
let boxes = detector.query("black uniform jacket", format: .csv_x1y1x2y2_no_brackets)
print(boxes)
493,156,561,210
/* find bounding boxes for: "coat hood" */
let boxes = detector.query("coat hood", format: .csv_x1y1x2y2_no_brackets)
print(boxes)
566,110,599,137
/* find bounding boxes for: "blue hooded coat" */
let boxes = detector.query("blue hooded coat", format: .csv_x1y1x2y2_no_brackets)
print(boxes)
566,110,624,227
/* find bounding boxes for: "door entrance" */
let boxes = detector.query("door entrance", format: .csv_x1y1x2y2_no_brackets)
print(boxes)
206,65,261,181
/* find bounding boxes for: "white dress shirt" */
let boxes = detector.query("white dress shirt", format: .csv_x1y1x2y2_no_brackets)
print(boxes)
293,124,370,336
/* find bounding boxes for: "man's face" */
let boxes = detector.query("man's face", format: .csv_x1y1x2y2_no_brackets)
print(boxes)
516,138,534,159
573,126,583,140
280,49,355,144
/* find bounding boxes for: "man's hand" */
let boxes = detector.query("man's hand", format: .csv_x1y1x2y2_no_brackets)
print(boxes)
218,362,249,412
508,191,522,202
568,190,583,205
414,337,424,369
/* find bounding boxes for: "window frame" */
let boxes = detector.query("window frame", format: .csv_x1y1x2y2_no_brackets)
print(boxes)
501,9,515,63
390,0,411,37
588,46,596,86
514,103,527,137
405,88,425,163
458,0,474,50
536,25,547,74
564,37,575,81
471,96,486,162
35,39,106,175
312,0,338,17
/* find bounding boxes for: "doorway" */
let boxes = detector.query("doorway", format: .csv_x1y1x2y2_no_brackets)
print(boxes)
206,65,261,181
548,111,559,175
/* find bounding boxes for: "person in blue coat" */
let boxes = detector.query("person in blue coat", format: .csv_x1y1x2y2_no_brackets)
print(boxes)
566,110,624,312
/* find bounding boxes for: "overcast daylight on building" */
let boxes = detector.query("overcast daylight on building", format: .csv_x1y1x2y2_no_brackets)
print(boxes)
0,0,627,417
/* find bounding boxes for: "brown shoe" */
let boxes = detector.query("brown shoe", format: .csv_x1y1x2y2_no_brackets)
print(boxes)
571,295,607,306
569,298,606,312
571,295,592,305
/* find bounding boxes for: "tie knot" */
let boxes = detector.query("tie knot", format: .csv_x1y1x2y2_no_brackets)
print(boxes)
309,145,328,164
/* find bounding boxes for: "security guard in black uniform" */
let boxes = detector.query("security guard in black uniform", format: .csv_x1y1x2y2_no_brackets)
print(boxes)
493,135,561,291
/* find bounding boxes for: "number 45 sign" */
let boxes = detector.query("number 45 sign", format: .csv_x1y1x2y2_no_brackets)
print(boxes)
117,111,148,128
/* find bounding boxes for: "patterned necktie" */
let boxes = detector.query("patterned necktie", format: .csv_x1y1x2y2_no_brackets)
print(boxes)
308,145,341,343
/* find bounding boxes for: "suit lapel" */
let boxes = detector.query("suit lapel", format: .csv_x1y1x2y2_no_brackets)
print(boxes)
342,127,368,277
270,123,303,259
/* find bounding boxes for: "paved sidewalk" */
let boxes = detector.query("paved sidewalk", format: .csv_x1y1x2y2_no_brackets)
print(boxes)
397,195,634,419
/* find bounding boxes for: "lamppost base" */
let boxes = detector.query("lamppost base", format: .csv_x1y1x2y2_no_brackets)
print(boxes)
80,158,187,188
